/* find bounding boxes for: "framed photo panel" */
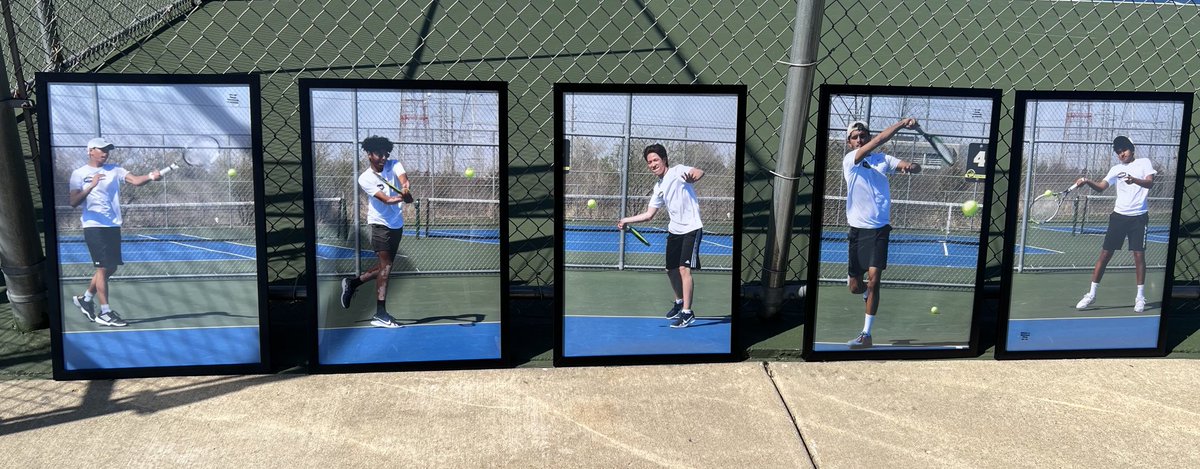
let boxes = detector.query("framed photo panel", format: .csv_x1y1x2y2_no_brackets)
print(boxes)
998,91,1190,359
300,79,508,372
553,83,745,366
803,85,1000,361
36,73,269,379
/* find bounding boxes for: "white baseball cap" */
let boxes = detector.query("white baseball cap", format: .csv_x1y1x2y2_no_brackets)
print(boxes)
87,137,115,150
846,120,869,137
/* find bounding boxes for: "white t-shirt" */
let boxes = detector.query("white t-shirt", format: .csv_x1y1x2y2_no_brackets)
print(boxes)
1103,158,1157,216
649,164,703,235
70,164,130,228
842,150,901,229
357,159,406,229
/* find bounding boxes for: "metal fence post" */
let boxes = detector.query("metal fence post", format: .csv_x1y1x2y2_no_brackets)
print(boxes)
0,50,47,330
759,0,824,319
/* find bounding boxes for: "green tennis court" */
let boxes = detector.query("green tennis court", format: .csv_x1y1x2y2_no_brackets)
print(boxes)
1008,269,1165,320
811,284,976,351
314,275,501,328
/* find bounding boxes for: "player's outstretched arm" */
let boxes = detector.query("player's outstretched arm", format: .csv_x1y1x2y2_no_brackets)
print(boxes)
855,117,919,162
1075,176,1109,192
618,207,658,229
125,170,162,187
1122,172,1154,189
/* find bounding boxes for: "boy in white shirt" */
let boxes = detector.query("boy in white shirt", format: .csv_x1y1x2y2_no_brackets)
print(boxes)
1073,136,1156,313
340,136,413,328
618,143,705,328
68,138,162,327
842,119,922,348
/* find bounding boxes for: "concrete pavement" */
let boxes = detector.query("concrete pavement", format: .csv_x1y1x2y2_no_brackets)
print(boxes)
2,360,1198,467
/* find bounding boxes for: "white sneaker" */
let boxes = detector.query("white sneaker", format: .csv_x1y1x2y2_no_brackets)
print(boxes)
1076,293,1095,310
1134,296,1146,313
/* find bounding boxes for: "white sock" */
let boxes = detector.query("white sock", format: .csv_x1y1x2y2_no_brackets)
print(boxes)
675,299,684,305
83,292,94,302
681,309,692,315
100,304,111,314
863,314,875,334
1137,285,1145,297
1089,282,1099,296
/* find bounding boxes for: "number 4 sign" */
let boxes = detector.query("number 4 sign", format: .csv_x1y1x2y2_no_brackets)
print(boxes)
964,142,987,181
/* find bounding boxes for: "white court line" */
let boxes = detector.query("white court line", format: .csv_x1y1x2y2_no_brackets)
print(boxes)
813,341,969,349
320,320,500,331
564,314,730,320
1019,244,1065,254
137,234,256,260
65,324,257,334
1014,314,1155,321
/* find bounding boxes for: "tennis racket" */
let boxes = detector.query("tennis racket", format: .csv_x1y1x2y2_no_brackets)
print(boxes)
373,170,413,203
914,128,955,166
158,136,221,176
1028,183,1080,224
627,225,651,246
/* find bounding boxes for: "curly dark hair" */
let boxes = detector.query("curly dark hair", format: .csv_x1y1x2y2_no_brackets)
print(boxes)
361,135,394,155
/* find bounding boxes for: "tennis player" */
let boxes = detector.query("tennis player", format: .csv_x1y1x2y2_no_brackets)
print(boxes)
68,137,162,327
340,136,411,328
1073,136,1156,313
617,143,705,328
842,119,922,349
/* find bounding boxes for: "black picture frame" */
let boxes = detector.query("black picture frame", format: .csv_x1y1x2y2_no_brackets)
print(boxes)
996,90,1190,359
299,78,510,372
803,84,1001,361
552,82,745,367
36,72,269,379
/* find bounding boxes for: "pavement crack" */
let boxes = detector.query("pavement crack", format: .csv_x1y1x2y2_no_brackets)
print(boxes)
762,362,818,468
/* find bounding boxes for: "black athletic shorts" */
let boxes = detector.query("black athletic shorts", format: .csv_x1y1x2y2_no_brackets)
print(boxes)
847,225,891,278
1102,212,1149,252
84,226,123,269
369,224,404,258
665,229,702,270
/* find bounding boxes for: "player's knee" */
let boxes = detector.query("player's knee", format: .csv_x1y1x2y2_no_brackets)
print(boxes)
677,266,691,277
104,265,118,276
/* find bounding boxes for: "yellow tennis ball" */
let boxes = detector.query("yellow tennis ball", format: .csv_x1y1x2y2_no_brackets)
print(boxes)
961,200,979,217
464,167,476,178
227,168,237,178
587,198,597,209
1043,189,1053,197
931,306,939,314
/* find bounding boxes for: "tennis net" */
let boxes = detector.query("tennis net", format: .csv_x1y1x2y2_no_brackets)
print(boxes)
563,194,734,271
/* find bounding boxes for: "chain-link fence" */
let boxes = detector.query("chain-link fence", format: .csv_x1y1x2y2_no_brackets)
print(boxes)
5,0,1200,305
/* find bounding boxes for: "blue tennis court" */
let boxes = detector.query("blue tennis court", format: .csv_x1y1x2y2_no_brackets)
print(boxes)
63,327,261,370
565,227,733,255
58,234,254,264
318,322,502,364
1006,315,1160,351
562,315,732,357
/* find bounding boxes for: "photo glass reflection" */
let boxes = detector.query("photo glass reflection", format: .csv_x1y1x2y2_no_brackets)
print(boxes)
39,75,266,376
1003,93,1187,354
557,85,743,362
808,87,998,357
303,81,506,367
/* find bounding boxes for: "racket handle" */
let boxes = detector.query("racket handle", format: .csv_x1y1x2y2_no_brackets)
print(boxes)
1065,182,1080,192
158,163,179,176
